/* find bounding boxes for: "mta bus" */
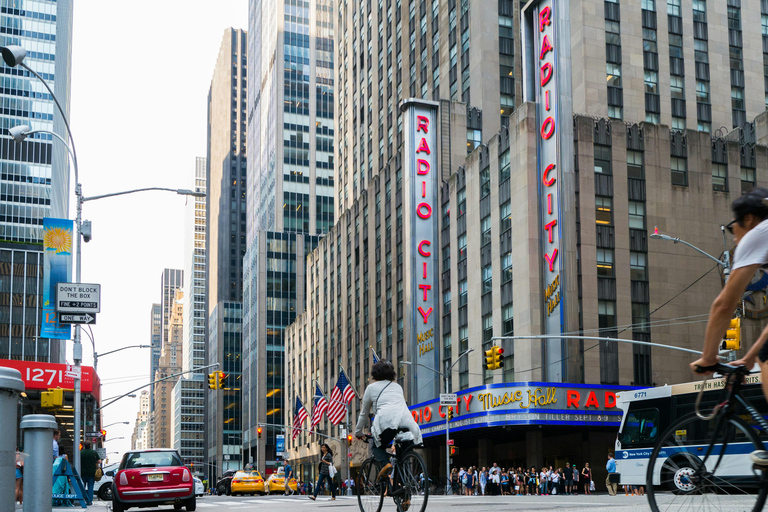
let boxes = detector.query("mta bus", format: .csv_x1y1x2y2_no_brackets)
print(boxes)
614,373,766,488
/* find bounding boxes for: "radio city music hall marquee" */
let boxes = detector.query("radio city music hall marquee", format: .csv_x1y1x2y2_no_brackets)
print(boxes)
409,382,638,436
403,99,441,404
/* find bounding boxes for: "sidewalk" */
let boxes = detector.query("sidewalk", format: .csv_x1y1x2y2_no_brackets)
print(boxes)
15,502,111,511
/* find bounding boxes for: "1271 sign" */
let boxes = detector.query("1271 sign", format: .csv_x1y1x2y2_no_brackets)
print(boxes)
56,283,101,313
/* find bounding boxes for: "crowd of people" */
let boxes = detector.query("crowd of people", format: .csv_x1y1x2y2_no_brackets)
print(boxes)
449,462,595,496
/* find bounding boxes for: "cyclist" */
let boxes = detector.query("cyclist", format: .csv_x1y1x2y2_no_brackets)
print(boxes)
690,187,768,465
354,359,423,480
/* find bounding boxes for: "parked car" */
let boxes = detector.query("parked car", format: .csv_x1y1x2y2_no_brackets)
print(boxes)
215,469,238,496
193,476,204,497
93,462,120,501
266,467,298,494
230,470,265,496
111,449,195,512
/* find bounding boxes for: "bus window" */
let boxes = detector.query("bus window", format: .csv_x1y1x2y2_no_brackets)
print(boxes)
618,408,659,446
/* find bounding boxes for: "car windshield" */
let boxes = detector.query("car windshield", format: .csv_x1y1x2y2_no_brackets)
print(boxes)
123,452,182,469
246,471,261,477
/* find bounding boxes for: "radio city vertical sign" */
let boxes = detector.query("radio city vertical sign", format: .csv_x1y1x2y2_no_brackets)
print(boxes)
523,0,573,381
402,99,440,404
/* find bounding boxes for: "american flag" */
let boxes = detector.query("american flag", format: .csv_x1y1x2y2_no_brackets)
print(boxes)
327,369,356,425
310,383,328,431
371,346,380,364
292,396,308,440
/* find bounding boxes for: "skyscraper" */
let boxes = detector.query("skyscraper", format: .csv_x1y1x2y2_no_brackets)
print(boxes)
149,302,161,418
183,158,207,374
206,28,247,479
0,0,74,362
152,289,183,448
160,268,183,347
242,0,335,470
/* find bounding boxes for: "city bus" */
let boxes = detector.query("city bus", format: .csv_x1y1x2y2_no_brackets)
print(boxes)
614,372,766,489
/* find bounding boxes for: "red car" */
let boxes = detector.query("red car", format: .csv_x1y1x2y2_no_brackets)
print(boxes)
111,449,196,512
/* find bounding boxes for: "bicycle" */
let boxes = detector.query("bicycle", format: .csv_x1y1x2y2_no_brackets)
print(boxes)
357,430,429,512
646,362,768,512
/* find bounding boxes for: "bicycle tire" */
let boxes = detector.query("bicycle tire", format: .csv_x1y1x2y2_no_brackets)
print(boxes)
646,411,767,512
357,457,384,512
393,450,429,512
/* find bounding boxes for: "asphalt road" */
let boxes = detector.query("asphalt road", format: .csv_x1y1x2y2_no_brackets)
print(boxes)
55,492,757,512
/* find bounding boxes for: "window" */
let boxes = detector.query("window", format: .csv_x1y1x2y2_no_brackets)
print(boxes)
482,264,492,293
598,300,617,330
443,290,451,314
741,168,756,194
459,279,468,306
597,248,614,278
500,201,511,233
694,39,708,64
712,163,728,192
632,303,650,332
442,202,450,226
667,0,681,17
502,251,513,283
671,157,688,186
480,168,491,198
502,304,514,336
643,29,657,53
731,87,745,111
696,81,710,104
642,0,655,9
628,201,645,229
595,196,613,225
481,215,492,246
618,408,659,447
692,0,706,22
458,234,467,261
606,63,622,87
499,150,511,182
644,70,658,94
594,145,612,174
627,151,644,179
630,251,647,281
482,314,493,343
442,245,451,271
467,129,482,153
763,14,768,36
457,189,466,216
670,76,684,99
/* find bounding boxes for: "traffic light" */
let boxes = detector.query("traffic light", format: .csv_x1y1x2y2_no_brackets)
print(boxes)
450,446,458,457
41,388,63,408
347,433,353,446
218,372,227,389
485,346,504,370
257,426,263,439
208,373,218,390
722,317,742,351
447,406,454,421
100,429,107,441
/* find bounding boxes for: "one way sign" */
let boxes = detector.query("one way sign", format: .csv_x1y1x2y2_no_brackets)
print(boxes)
59,313,96,325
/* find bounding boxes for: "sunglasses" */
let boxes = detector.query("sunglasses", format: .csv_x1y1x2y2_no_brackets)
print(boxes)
725,220,738,235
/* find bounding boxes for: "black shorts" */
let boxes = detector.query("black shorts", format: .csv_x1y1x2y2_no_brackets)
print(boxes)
565,480,573,486
759,341,768,364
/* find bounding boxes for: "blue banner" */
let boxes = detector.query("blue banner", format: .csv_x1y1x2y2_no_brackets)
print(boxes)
41,218,73,339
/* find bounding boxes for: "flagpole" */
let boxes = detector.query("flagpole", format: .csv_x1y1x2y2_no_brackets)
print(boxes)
339,364,357,485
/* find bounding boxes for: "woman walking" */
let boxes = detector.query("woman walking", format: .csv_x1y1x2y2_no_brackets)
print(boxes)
15,447,24,505
581,463,592,495
450,468,460,495
527,466,537,495
464,468,476,496
478,467,487,495
309,444,336,501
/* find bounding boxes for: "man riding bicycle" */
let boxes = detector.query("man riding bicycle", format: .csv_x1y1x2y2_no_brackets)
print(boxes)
354,360,423,478
691,187,768,465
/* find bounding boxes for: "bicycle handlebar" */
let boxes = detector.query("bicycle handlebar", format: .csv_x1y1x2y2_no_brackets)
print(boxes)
692,362,748,376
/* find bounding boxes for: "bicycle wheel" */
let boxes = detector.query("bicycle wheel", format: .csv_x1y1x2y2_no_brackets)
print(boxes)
646,411,768,512
357,458,384,512
393,450,429,512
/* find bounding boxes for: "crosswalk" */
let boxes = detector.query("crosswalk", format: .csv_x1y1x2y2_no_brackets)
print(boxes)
195,494,467,508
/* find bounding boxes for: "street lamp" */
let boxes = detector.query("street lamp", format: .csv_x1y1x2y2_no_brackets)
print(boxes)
94,345,151,373
103,422,130,429
102,395,136,401
104,437,125,442
400,348,473,494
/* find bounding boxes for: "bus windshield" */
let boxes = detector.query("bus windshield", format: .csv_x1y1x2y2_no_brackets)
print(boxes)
617,408,658,447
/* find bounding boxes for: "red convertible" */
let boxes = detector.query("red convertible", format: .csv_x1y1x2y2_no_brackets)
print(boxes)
111,449,195,511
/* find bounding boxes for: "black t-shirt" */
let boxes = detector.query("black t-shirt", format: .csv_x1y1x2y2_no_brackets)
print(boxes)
80,449,100,478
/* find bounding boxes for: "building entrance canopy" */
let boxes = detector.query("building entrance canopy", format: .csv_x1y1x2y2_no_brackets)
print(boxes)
409,382,640,438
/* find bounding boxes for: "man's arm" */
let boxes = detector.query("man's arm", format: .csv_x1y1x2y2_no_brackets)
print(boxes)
734,320,768,368
691,264,759,369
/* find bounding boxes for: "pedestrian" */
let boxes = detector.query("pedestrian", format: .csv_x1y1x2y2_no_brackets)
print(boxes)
572,463,579,494
459,467,467,494
500,468,509,495
79,440,101,505
309,443,336,501
15,447,24,505
605,453,618,496
489,462,501,495
539,467,548,495
564,462,573,495
284,462,295,495
451,467,459,495
478,466,486,495
582,463,592,495
345,476,354,496
527,466,537,495
518,467,527,495
464,467,475,496
550,467,559,494
52,429,61,461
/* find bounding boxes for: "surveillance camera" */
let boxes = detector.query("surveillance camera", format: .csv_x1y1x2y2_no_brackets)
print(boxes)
81,220,92,243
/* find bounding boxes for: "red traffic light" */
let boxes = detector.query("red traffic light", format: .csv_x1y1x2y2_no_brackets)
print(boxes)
497,347,504,355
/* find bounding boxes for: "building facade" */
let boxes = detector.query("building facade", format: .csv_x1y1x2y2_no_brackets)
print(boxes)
205,27,248,482
149,303,162,414
0,0,74,363
131,390,151,450
183,157,207,375
242,0,337,472
152,289,183,448
172,374,205,473
283,0,768,488
207,301,242,474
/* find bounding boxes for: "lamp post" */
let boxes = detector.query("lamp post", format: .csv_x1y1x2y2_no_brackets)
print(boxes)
401,348,473,494
103,422,130,429
102,395,136,401
6,120,204,472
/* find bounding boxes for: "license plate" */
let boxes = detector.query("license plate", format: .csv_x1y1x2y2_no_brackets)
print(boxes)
148,474,164,482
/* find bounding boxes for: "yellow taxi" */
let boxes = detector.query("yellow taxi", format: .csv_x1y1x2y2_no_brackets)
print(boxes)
229,470,266,496
266,467,298,494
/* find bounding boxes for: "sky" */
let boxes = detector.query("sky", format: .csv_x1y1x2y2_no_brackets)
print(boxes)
69,0,247,460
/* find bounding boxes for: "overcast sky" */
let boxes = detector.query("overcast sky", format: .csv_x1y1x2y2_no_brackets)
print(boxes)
69,0,247,459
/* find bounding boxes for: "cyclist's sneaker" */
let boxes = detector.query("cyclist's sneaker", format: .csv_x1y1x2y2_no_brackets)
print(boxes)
401,499,411,511
377,463,392,480
750,450,768,466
